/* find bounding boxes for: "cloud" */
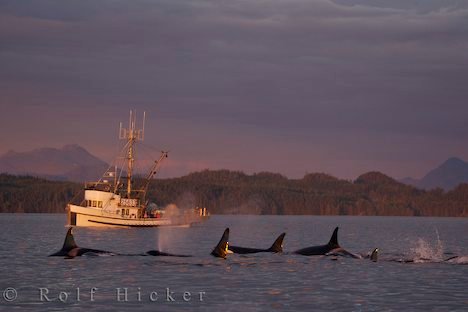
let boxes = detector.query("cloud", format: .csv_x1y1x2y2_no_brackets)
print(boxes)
1,0,467,179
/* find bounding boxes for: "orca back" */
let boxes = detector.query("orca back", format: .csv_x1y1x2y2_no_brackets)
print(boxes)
294,227,340,256
146,250,192,257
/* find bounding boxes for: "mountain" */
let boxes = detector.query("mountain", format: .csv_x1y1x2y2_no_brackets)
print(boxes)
400,157,468,191
419,157,468,190
0,145,109,182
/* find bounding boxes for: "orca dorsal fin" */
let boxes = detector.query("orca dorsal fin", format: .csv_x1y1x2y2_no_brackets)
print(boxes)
268,233,286,252
211,228,229,258
370,248,379,262
327,227,339,248
62,227,78,252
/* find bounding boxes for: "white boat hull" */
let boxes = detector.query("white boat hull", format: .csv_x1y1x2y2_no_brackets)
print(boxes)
68,205,208,228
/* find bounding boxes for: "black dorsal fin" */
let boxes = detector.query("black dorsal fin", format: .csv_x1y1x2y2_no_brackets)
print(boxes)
327,227,339,248
49,227,79,256
370,248,379,262
268,233,286,252
62,227,78,251
211,228,229,258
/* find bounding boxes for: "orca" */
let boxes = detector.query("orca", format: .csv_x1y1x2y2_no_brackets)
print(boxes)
440,255,468,264
211,228,230,259
294,227,378,261
326,246,379,260
229,233,286,254
294,227,340,256
49,228,114,258
146,250,192,257
444,255,460,262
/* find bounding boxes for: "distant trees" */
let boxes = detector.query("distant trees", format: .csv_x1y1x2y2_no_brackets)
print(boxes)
150,170,468,217
0,171,467,217
0,174,80,213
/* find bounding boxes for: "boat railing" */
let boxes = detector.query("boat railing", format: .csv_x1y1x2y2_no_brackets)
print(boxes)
85,181,114,192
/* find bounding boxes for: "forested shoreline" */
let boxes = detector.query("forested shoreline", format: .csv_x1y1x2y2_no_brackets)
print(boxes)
1,171,467,217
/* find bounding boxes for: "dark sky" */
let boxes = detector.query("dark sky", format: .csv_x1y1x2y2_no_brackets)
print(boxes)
1,0,467,179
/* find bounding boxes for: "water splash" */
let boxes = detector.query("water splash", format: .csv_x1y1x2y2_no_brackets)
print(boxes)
408,229,444,263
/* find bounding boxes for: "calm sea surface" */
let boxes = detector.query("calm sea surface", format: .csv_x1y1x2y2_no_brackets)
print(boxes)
0,214,467,311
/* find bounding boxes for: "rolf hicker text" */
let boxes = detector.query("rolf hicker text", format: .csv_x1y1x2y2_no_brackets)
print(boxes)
20,287,206,303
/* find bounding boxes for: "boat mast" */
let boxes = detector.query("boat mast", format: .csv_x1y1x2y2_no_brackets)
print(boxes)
119,110,145,197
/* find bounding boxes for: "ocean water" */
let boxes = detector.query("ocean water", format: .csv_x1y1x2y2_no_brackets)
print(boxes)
0,214,467,311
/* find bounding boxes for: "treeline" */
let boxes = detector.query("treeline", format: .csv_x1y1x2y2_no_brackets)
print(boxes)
150,170,468,217
1,171,467,216
0,174,80,213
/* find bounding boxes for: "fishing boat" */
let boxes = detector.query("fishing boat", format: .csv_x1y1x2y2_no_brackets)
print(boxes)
67,111,209,227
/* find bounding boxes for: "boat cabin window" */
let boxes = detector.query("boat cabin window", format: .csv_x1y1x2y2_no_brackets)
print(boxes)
98,201,103,208
92,201,97,207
